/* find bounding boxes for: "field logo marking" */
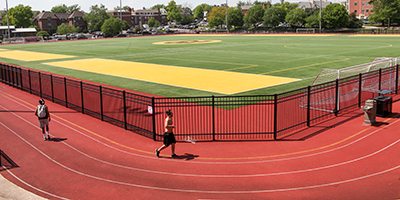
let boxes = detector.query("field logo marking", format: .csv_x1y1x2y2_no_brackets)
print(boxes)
153,40,221,45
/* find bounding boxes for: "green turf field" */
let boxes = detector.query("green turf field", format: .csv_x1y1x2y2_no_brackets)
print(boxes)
0,34,399,97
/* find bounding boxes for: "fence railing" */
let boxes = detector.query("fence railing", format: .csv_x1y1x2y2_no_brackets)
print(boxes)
1,62,399,141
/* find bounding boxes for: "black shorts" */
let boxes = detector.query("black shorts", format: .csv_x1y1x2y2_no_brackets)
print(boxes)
163,132,176,147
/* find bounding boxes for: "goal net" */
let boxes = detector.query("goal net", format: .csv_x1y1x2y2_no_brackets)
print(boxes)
296,28,315,34
299,57,396,112
23,36,44,44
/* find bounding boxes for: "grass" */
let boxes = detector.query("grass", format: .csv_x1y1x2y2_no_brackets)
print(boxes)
0,34,399,97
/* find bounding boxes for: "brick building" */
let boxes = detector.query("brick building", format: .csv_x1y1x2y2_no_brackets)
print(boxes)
34,11,87,33
347,0,373,19
107,7,168,28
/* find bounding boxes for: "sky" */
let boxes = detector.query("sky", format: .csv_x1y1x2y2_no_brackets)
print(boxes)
3,0,340,13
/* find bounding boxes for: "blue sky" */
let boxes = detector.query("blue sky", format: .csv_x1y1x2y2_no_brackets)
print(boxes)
3,0,321,13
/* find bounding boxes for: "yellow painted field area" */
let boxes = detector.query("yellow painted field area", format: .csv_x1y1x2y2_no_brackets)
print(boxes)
44,58,300,94
0,50,75,61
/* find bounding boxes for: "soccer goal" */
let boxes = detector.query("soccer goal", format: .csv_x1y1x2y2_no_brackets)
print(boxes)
296,28,315,34
299,57,396,112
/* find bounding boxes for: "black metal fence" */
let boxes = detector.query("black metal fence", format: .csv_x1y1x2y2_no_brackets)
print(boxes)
1,62,399,141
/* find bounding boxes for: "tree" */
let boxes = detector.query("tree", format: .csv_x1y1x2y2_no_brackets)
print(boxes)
57,23,77,34
208,6,234,24
101,17,122,35
348,13,363,28
305,14,319,28
122,20,130,30
148,17,160,28
166,1,182,22
51,4,81,14
228,9,245,27
37,31,49,38
263,6,286,27
275,2,298,11
193,4,212,19
1,4,33,28
209,17,224,27
83,4,110,31
114,6,131,10
369,0,399,25
244,4,265,26
151,4,165,10
285,8,305,26
321,4,348,28
181,15,195,25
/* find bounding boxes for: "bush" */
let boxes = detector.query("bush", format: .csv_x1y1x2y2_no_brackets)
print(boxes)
37,31,50,37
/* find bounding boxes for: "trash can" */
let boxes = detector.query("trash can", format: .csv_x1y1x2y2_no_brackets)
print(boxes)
372,95,392,117
361,99,377,124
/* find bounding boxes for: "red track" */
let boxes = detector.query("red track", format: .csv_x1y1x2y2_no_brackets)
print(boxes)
1,82,400,199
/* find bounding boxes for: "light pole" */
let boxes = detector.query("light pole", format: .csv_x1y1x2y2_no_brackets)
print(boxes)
5,0,11,42
319,0,322,33
119,0,123,33
225,0,229,33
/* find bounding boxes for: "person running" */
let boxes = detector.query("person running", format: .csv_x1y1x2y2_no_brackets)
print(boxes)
34,99,51,141
155,109,178,158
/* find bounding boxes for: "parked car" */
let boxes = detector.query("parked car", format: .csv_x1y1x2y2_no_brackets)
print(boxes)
115,34,127,37
76,34,87,39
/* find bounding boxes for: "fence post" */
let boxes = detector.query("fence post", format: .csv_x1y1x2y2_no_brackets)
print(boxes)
152,97,156,141
28,69,32,94
39,71,42,98
100,85,104,121
335,79,339,117
19,67,23,90
396,65,398,94
379,68,382,91
64,77,68,108
123,90,127,130
212,95,215,141
50,74,54,102
0,64,3,83
358,73,362,108
273,93,278,140
307,86,311,127
11,66,14,87
80,81,84,114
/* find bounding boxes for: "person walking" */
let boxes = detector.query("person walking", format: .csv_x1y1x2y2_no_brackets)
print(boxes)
155,109,178,158
34,99,51,141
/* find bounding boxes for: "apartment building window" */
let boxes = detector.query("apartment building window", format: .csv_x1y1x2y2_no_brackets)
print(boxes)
366,9,369,12
362,2,365,5
355,9,357,13
371,9,373,12
47,17,51,21
362,9,365,13
355,2,357,6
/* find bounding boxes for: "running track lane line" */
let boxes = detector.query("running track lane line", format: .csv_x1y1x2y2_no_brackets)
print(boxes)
2,97,400,178
2,121,400,193
1,89,399,162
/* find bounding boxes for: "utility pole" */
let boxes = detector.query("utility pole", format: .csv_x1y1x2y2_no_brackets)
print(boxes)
120,0,123,33
225,0,229,33
319,0,322,33
6,0,11,42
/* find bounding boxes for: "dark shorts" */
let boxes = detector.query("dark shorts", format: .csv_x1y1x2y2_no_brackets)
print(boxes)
163,132,176,147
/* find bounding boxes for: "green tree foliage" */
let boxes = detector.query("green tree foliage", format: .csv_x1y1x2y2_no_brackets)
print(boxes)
1,4,34,28
228,9,245,27
51,4,81,14
275,2,298,11
348,12,363,28
209,17,224,27
114,6,131,10
57,23,77,34
193,4,212,19
263,6,286,27
101,17,122,35
244,4,265,25
122,20,130,30
148,17,160,27
29,25,39,31
208,6,234,24
285,8,305,26
166,1,182,22
151,4,166,10
181,15,195,25
305,14,319,28
83,4,110,31
369,0,399,25
254,0,272,8
321,4,348,28
36,31,49,37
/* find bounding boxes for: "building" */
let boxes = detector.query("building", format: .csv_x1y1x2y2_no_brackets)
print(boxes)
347,0,373,19
34,11,88,33
107,7,168,29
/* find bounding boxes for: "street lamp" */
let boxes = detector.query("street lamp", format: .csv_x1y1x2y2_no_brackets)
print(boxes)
119,0,123,33
319,0,321,33
5,0,11,42
225,0,229,33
